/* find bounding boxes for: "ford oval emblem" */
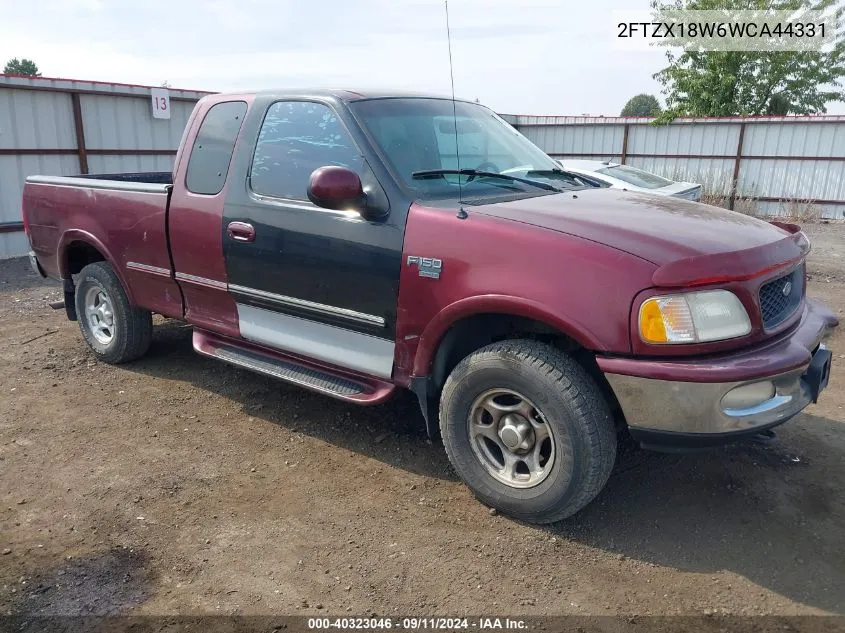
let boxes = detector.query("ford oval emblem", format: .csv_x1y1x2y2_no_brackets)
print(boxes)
782,280,793,297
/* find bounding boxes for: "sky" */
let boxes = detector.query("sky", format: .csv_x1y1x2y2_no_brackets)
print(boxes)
1,0,843,116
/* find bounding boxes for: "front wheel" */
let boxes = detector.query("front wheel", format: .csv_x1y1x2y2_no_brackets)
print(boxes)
75,262,152,364
439,340,616,523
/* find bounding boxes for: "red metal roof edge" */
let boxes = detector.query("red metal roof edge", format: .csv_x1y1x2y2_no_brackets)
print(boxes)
0,73,215,94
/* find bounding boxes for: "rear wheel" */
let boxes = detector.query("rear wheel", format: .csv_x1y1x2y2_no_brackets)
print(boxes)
439,340,616,523
75,262,152,364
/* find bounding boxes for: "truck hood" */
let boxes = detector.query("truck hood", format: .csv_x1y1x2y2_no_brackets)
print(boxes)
473,188,788,267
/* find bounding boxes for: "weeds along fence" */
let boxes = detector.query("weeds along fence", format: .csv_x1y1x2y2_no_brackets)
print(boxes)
502,113,845,221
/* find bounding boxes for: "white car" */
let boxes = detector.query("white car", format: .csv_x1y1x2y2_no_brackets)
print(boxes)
557,160,702,201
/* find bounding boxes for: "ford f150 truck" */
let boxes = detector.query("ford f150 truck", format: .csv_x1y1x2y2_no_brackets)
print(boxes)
23,90,837,523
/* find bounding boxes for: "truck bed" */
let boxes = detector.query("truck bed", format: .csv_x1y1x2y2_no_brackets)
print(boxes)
22,172,182,319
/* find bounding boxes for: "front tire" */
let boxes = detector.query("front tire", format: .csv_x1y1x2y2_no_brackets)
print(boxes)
439,340,616,523
75,262,152,364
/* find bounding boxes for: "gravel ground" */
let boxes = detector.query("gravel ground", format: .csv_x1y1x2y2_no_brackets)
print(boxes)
0,223,843,618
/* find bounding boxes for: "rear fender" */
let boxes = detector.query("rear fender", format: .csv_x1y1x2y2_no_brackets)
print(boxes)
57,229,136,307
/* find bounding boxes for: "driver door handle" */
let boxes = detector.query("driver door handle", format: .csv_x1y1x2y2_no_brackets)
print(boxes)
227,221,255,243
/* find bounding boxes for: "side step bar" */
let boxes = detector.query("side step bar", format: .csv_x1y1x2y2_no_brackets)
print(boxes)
193,329,395,405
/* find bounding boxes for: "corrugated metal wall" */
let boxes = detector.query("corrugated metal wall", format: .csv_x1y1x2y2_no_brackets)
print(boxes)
0,75,209,258
505,114,845,220
4,80,842,258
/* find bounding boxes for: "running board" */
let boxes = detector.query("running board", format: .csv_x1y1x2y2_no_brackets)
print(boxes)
192,329,395,405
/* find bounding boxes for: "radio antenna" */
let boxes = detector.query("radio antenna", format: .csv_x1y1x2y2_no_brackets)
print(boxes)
445,0,467,214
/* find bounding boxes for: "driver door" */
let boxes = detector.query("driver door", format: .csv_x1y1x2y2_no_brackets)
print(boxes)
222,100,403,379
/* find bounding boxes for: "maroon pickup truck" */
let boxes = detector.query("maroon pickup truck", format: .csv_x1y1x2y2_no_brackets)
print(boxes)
23,90,837,523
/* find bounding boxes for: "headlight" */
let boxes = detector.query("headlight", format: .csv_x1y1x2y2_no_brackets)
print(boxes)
639,290,751,344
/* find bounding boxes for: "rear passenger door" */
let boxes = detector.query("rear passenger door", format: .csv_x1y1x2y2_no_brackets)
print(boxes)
170,100,248,339
222,99,404,379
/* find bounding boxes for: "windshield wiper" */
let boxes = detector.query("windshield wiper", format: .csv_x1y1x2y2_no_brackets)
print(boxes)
525,168,566,176
524,169,586,190
411,169,562,192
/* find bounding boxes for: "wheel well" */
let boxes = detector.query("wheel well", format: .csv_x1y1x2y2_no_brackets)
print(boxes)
417,313,622,438
430,313,582,390
65,241,106,275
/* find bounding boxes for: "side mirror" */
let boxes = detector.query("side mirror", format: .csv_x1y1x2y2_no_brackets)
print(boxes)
308,165,373,213
308,166,388,221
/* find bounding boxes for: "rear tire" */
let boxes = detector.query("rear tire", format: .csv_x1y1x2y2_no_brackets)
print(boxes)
75,262,152,364
439,340,616,523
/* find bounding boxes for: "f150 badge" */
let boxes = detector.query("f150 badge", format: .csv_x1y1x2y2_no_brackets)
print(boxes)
407,255,442,279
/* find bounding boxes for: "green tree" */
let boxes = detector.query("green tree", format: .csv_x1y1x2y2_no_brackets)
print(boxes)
766,92,791,114
3,58,40,76
651,0,844,119
621,94,662,116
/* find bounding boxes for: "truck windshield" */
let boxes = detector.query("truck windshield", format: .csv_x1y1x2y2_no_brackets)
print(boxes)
350,98,571,200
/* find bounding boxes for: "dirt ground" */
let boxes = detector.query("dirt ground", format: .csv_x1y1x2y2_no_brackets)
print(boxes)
1,223,843,619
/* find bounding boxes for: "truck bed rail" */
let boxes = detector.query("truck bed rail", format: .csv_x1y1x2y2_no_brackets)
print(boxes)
26,174,171,194
77,171,172,184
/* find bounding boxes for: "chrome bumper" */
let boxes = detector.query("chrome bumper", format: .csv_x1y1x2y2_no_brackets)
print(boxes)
605,344,832,438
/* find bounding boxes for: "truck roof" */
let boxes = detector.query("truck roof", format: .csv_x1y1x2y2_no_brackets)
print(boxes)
209,88,474,103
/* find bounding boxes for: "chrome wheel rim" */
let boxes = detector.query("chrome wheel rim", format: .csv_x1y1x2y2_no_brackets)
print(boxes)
468,388,555,488
84,286,115,345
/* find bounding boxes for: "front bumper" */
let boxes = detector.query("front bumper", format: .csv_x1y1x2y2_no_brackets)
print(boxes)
599,299,837,448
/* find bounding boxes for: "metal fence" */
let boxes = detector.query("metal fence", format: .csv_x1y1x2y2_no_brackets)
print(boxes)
3,78,844,258
0,75,210,258
503,114,845,221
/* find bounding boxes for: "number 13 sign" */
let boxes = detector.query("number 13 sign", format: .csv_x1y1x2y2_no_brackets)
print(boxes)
151,88,170,120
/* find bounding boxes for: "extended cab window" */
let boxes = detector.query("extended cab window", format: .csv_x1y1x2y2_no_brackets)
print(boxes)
250,101,363,201
185,101,247,195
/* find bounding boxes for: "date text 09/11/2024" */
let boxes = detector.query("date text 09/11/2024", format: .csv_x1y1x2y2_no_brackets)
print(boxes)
307,617,528,630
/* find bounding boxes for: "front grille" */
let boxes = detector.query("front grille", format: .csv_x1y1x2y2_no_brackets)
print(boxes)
759,267,804,329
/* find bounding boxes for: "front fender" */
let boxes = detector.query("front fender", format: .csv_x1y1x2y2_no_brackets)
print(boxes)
411,294,603,378
393,201,658,384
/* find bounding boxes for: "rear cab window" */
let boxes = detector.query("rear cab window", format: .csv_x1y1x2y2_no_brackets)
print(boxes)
185,101,248,195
